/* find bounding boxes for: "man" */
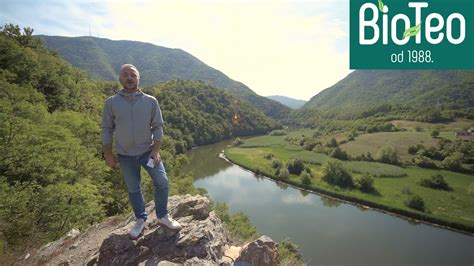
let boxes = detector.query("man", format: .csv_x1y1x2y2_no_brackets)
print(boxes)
101,64,181,239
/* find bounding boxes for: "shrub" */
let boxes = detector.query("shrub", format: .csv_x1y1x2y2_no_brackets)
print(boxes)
278,168,290,180
442,152,463,171
276,239,304,265
286,159,305,175
263,153,273,160
269,130,287,136
401,186,412,195
408,144,425,155
321,160,353,188
376,146,400,165
357,175,375,193
312,144,326,154
330,147,349,160
467,182,474,196
303,141,317,151
301,172,312,186
326,137,338,148
405,195,426,212
431,129,440,138
419,174,451,191
412,155,438,169
271,159,283,169
303,166,312,176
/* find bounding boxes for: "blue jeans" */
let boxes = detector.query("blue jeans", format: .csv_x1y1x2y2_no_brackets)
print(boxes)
118,150,168,220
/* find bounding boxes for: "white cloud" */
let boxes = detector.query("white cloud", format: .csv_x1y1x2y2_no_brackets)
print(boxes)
1,0,350,100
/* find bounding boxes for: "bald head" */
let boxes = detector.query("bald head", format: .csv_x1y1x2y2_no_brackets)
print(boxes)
119,64,140,91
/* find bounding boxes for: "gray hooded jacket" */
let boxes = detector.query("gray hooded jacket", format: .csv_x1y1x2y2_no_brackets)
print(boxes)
101,89,164,156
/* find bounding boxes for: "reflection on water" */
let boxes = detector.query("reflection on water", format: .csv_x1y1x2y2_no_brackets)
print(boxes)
185,141,474,265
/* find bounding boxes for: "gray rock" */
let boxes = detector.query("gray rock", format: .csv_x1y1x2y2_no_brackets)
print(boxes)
234,235,278,266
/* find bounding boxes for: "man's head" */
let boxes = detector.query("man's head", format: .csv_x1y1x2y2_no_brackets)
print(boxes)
119,64,140,91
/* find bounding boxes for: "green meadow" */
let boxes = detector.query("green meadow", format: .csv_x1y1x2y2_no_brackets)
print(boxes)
225,132,474,233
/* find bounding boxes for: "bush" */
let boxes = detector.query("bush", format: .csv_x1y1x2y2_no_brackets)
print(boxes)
442,152,463,171
303,141,317,151
286,159,305,175
357,175,375,193
321,160,353,188
376,146,400,165
269,130,287,136
326,137,338,148
405,195,426,212
276,239,304,265
330,147,349,160
431,129,440,138
419,174,451,191
408,144,425,155
263,153,273,160
271,159,283,169
278,168,290,180
304,166,312,176
312,144,326,154
301,172,312,186
467,182,474,196
412,155,438,169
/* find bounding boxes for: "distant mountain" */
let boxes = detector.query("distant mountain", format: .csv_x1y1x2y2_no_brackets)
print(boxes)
266,95,307,109
38,35,290,120
304,70,474,117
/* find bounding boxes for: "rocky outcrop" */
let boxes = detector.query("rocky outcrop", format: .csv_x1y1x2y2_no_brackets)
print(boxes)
17,195,279,266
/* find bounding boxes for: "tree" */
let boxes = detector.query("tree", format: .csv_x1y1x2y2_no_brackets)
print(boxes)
301,172,312,186
321,160,353,188
357,175,375,193
431,129,440,138
376,146,400,165
405,195,426,212
286,159,304,175
442,152,463,171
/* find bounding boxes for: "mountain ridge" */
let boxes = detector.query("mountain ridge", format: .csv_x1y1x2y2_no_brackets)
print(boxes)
38,35,290,120
266,95,307,109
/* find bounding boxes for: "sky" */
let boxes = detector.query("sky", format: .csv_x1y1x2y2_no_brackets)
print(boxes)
0,0,351,100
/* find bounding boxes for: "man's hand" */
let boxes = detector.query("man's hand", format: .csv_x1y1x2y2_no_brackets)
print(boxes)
150,151,161,166
104,152,118,168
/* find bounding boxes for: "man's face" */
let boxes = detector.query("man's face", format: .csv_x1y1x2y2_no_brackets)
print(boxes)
119,67,140,90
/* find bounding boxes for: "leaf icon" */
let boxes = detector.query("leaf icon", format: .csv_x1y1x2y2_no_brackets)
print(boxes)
378,0,384,12
403,23,421,38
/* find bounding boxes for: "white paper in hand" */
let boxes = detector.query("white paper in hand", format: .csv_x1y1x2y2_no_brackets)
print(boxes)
147,158,155,168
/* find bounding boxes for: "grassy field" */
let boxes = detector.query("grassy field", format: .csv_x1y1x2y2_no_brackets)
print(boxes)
340,131,439,162
225,132,474,233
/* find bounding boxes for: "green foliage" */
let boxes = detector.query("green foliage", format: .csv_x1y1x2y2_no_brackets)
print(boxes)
330,147,349,160
301,171,312,186
271,159,283,169
431,129,440,138
278,168,290,180
419,174,451,191
356,175,375,193
442,152,463,171
326,137,338,148
376,146,400,165
412,155,438,169
276,238,304,265
213,202,257,243
405,195,426,212
321,160,354,188
468,182,474,196
151,80,280,149
286,159,305,175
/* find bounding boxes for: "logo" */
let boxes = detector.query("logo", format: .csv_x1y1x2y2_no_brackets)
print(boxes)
350,0,473,69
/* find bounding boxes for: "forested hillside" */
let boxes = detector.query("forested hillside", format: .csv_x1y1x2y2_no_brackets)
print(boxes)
303,70,474,121
39,35,291,120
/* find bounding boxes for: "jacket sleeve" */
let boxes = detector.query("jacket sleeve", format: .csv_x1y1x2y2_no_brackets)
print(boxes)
101,98,115,145
151,98,164,141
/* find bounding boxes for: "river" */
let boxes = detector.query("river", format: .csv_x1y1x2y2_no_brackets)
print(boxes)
184,140,474,265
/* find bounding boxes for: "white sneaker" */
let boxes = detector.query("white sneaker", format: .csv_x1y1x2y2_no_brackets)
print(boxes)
157,214,182,230
129,218,146,239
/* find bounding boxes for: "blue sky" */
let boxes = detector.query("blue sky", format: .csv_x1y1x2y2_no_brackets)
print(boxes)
1,0,350,100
